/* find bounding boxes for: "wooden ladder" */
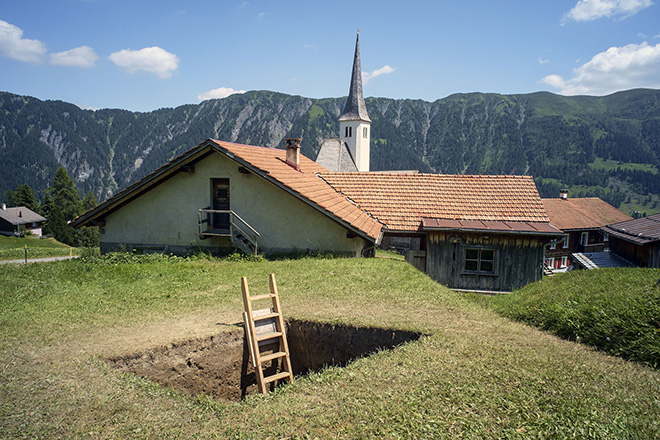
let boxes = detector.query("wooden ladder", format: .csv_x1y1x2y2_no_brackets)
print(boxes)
241,274,293,394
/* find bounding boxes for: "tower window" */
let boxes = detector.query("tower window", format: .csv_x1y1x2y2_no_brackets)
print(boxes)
363,127,368,138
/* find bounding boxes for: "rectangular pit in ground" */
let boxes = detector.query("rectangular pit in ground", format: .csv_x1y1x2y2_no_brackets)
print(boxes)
107,319,424,402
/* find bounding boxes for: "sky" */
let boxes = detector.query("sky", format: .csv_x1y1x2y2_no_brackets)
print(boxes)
1,0,659,112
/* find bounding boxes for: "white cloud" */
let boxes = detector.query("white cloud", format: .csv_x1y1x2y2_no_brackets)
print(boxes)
197,86,247,101
0,19,47,63
109,46,179,78
540,42,660,95
50,46,99,68
562,0,653,23
538,58,550,64
362,65,395,84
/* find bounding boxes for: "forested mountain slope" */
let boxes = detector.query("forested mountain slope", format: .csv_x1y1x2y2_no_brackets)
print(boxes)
1,89,659,213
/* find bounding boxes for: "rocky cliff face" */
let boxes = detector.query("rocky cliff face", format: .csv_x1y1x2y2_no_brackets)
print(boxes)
1,89,659,208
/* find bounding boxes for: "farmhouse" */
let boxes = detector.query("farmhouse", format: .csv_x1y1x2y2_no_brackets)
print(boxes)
0,204,46,237
320,173,562,292
542,191,632,271
601,213,660,268
71,139,383,257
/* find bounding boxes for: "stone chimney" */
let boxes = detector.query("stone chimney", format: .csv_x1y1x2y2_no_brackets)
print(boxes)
559,189,568,200
285,138,301,172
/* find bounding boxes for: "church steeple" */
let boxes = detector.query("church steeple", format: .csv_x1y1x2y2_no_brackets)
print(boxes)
339,31,371,172
339,32,371,123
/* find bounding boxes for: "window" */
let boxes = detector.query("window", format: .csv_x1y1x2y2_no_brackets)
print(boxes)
345,126,352,138
550,242,556,250
363,127,368,138
563,234,569,249
581,232,589,246
561,256,568,267
465,248,495,273
545,257,555,268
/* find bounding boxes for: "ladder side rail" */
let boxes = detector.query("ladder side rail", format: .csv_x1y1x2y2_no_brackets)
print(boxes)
269,274,294,383
242,311,258,368
241,277,268,393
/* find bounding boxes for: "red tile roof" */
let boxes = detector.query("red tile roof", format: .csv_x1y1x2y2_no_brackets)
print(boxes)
320,173,552,232
543,197,631,231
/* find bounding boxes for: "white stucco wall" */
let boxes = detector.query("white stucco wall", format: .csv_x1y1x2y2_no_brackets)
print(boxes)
340,120,370,172
100,152,369,255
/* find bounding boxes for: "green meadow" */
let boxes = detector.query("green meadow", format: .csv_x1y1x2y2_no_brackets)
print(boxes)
1,254,659,439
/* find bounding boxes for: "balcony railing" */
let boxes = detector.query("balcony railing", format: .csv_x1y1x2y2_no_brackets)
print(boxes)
198,209,260,256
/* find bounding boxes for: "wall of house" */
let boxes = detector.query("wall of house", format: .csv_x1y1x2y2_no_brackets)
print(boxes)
0,218,14,235
99,153,370,256
609,237,659,268
425,231,545,292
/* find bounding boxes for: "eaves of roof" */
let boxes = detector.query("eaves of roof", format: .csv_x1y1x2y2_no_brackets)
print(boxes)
422,218,562,236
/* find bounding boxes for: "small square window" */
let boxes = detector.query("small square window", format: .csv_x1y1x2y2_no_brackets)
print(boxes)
464,248,496,274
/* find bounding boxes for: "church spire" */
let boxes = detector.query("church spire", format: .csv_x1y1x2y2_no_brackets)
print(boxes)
339,31,371,123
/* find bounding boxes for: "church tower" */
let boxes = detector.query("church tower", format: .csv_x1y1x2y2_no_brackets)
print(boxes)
339,32,371,172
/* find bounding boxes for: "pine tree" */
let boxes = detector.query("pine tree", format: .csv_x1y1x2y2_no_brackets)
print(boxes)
3,189,18,206
44,168,83,246
78,191,99,247
15,184,40,212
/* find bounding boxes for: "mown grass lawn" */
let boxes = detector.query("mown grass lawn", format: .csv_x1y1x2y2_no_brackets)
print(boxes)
0,235,82,261
1,255,659,439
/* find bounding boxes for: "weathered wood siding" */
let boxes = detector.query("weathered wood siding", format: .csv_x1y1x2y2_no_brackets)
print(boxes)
610,237,660,268
426,231,545,292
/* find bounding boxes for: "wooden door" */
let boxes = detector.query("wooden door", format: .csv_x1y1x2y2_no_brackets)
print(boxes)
212,178,230,231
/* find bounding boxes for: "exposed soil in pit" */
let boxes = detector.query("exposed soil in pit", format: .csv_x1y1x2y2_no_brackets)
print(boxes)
107,319,424,402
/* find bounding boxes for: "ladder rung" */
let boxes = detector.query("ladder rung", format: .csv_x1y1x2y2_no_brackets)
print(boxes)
259,351,287,363
262,371,292,384
250,294,275,301
256,331,283,342
253,312,279,321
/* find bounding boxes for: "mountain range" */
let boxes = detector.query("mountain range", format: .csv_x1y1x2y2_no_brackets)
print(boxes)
1,88,659,214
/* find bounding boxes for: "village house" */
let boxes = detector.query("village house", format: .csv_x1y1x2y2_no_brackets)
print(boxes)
320,173,562,292
601,213,660,268
0,204,46,237
71,138,382,256
542,190,632,272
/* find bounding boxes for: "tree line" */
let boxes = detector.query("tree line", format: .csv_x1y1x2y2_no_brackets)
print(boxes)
3,167,98,247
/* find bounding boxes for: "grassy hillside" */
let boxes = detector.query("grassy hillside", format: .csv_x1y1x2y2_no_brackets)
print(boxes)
0,235,80,261
477,268,660,369
1,255,659,438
